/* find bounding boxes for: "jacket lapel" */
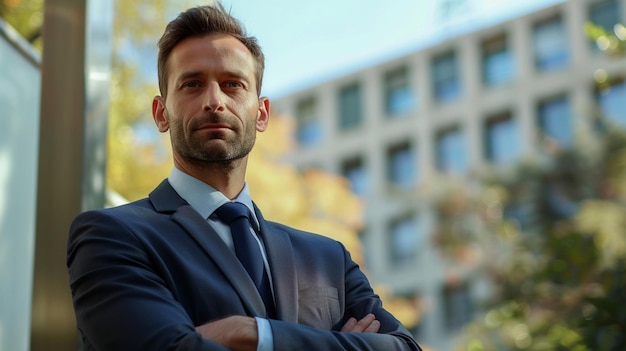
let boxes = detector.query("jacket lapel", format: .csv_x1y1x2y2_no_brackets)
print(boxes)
149,180,267,317
254,204,298,323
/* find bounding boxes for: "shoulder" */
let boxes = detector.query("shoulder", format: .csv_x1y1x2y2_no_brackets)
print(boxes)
71,197,160,230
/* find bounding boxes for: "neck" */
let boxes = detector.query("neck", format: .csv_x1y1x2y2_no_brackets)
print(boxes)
174,156,248,199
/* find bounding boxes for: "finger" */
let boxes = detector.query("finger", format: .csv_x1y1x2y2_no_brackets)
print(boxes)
340,317,357,332
351,314,376,332
364,319,380,333
353,313,376,333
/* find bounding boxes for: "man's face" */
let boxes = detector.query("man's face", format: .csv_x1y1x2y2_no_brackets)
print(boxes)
152,34,269,167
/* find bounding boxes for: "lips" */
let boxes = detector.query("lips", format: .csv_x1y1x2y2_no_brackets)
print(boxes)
197,123,231,131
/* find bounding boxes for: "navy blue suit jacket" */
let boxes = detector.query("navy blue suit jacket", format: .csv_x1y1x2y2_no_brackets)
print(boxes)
67,180,420,350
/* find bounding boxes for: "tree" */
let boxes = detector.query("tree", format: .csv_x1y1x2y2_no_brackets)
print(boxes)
585,22,626,55
0,0,43,48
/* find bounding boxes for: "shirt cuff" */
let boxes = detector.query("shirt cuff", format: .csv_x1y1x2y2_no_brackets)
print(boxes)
255,317,274,351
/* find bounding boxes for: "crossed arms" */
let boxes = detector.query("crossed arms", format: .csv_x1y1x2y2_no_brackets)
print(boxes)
196,313,381,351
67,208,421,351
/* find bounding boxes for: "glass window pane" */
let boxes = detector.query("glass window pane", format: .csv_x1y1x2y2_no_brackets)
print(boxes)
432,51,461,102
533,17,569,71
442,282,473,331
385,66,414,116
482,34,515,86
341,157,369,196
597,79,626,126
589,0,621,32
588,0,622,50
338,83,363,131
538,95,572,146
296,96,323,146
387,142,417,187
436,128,467,173
485,113,520,164
389,215,424,266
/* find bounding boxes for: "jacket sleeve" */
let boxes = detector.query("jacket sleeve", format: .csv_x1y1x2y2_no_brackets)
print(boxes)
269,242,422,351
67,210,229,351
269,320,420,351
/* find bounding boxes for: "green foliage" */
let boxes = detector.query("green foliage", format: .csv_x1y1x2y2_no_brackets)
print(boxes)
107,0,198,200
437,127,626,350
0,0,43,49
585,22,626,55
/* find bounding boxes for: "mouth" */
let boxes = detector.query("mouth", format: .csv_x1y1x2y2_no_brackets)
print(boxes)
196,122,232,132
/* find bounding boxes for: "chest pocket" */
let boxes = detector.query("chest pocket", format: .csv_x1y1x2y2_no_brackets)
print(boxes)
297,286,341,330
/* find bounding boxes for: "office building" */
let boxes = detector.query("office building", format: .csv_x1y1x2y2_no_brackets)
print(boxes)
272,0,626,349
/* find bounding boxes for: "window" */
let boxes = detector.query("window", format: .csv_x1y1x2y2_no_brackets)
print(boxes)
341,156,369,196
533,16,569,71
589,0,621,32
387,141,417,188
389,214,423,266
384,65,414,116
538,95,573,146
295,96,323,146
431,51,461,102
589,0,622,49
596,78,626,127
485,112,520,164
482,34,515,86
338,83,363,131
442,282,473,331
436,127,467,173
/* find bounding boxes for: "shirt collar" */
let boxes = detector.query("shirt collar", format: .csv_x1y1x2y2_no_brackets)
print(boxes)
168,167,259,228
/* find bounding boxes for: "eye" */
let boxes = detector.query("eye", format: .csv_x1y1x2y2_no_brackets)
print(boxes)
224,81,243,89
182,81,201,89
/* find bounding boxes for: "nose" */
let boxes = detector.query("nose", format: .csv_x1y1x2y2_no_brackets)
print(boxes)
203,83,225,112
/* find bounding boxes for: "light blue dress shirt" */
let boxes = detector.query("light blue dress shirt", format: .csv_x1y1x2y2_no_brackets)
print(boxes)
168,167,274,351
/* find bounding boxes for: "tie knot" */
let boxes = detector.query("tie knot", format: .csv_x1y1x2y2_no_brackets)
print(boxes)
214,202,250,225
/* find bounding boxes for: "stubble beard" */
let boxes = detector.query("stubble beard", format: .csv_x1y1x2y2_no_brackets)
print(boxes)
169,112,256,166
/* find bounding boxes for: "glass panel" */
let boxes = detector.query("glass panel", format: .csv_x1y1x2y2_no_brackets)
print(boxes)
442,282,473,331
538,95,573,146
341,157,369,196
589,0,621,32
533,17,569,71
338,83,363,131
485,113,520,164
597,79,626,127
0,21,41,351
390,215,423,266
436,128,467,173
384,66,414,116
482,35,515,85
589,0,622,50
296,96,323,146
387,142,417,187
432,51,461,102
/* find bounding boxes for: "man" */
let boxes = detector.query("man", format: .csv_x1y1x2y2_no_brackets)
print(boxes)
67,3,421,351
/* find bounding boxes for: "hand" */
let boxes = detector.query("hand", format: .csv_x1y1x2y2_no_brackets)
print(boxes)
340,313,381,333
195,315,258,351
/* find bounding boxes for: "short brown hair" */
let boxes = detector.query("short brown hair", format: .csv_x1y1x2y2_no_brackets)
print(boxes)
157,3,265,97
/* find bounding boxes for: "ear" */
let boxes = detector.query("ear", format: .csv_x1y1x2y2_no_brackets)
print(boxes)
152,96,170,133
256,96,270,132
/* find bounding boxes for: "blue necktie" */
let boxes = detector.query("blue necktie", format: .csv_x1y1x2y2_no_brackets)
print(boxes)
214,202,276,317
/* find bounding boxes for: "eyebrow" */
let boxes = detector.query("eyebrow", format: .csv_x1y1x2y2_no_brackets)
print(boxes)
221,68,250,83
175,70,203,85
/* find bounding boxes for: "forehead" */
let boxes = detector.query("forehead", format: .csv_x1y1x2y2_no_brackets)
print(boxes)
167,34,256,79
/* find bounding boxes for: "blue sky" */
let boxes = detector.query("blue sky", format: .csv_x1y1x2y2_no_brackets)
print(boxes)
189,0,563,98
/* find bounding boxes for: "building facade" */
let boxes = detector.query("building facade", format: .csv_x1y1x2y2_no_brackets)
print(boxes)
272,0,626,349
